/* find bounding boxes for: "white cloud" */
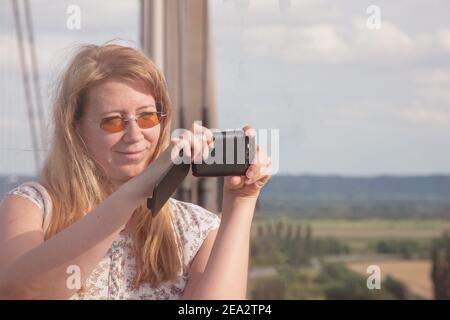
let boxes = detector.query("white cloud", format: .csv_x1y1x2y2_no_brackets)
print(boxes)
0,32,64,72
412,69,450,110
242,24,350,63
286,24,350,63
316,100,450,129
412,69,450,86
212,0,339,26
304,67,450,128
352,17,414,57
401,105,450,125
239,16,450,65
437,29,450,51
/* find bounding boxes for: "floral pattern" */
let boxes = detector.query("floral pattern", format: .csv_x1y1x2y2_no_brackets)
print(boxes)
6,183,221,300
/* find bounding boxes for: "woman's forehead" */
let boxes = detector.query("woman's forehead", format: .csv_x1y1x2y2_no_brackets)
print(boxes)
86,78,156,114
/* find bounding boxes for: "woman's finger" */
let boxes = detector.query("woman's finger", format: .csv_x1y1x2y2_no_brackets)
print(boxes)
246,164,271,187
261,157,272,176
226,176,244,189
192,136,204,163
191,124,214,162
242,125,256,138
245,164,261,185
255,175,270,188
193,123,214,147
202,133,212,161
244,146,271,185
201,126,214,147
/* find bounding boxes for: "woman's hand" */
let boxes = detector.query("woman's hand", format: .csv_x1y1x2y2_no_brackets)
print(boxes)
126,123,213,200
223,126,271,200
169,123,214,165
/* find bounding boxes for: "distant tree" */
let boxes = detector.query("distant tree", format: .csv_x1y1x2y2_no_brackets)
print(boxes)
431,231,450,299
305,225,312,255
376,241,390,254
294,224,302,240
250,235,287,266
317,263,394,300
276,220,284,238
251,276,286,299
267,222,273,235
384,276,407,300
285,224,293,241
257,224,264,238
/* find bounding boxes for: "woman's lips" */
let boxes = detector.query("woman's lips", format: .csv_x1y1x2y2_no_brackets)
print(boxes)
117,150,145,161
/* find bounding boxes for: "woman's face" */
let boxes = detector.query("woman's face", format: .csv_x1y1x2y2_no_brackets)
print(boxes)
78,77,161,186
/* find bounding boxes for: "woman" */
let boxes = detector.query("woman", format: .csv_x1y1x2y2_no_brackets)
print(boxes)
0,44,271,300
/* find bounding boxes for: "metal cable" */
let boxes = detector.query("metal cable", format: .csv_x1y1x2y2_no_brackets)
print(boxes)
11,0,40,172
24,0,46,143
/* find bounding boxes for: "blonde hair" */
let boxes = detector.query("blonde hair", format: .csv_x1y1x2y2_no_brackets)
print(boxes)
40,44,181,288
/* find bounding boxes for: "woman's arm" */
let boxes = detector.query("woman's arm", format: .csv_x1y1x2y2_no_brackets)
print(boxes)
0,148,173,300
182,126,271,300
183,195,257,300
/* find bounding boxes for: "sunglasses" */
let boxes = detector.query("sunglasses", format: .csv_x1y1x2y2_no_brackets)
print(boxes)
86,104,166,133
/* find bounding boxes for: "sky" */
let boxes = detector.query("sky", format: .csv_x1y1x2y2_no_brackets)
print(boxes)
1,0,450,176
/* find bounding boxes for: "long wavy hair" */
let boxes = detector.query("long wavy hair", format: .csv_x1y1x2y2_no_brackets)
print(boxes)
40,44,181,289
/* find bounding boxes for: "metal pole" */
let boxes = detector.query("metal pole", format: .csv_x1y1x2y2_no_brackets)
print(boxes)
11,0,41,171
176,0,191,202
23,0,45,145
197,0,209,208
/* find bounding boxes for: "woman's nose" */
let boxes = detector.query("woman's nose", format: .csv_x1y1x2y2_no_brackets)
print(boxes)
122,119,143,144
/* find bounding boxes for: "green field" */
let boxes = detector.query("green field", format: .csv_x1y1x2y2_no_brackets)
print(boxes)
248,216,450,299
252,217,450,240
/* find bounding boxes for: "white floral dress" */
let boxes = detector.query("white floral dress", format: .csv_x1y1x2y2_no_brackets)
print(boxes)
6,182,221,300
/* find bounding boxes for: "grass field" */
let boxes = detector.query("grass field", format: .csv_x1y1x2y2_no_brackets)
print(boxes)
346,260,432,299
252,218,450,240
250,217,443,299
308,218,450,239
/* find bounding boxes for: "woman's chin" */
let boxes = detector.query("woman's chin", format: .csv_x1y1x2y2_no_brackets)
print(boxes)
111,165,146,182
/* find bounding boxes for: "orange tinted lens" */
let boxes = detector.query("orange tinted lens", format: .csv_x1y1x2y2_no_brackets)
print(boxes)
100,117,124,133
137,112,160,129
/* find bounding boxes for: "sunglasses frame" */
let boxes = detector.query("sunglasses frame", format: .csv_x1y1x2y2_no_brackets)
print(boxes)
84,102,166,133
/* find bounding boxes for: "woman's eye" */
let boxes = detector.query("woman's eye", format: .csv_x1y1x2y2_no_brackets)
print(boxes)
104,116,122,124
140,112,156,118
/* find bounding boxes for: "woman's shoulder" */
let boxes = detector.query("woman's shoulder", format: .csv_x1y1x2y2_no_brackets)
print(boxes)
5,181,52,231
6,181,47,211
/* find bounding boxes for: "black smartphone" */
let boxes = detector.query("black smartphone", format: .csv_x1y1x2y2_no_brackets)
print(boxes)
192,129,255,177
